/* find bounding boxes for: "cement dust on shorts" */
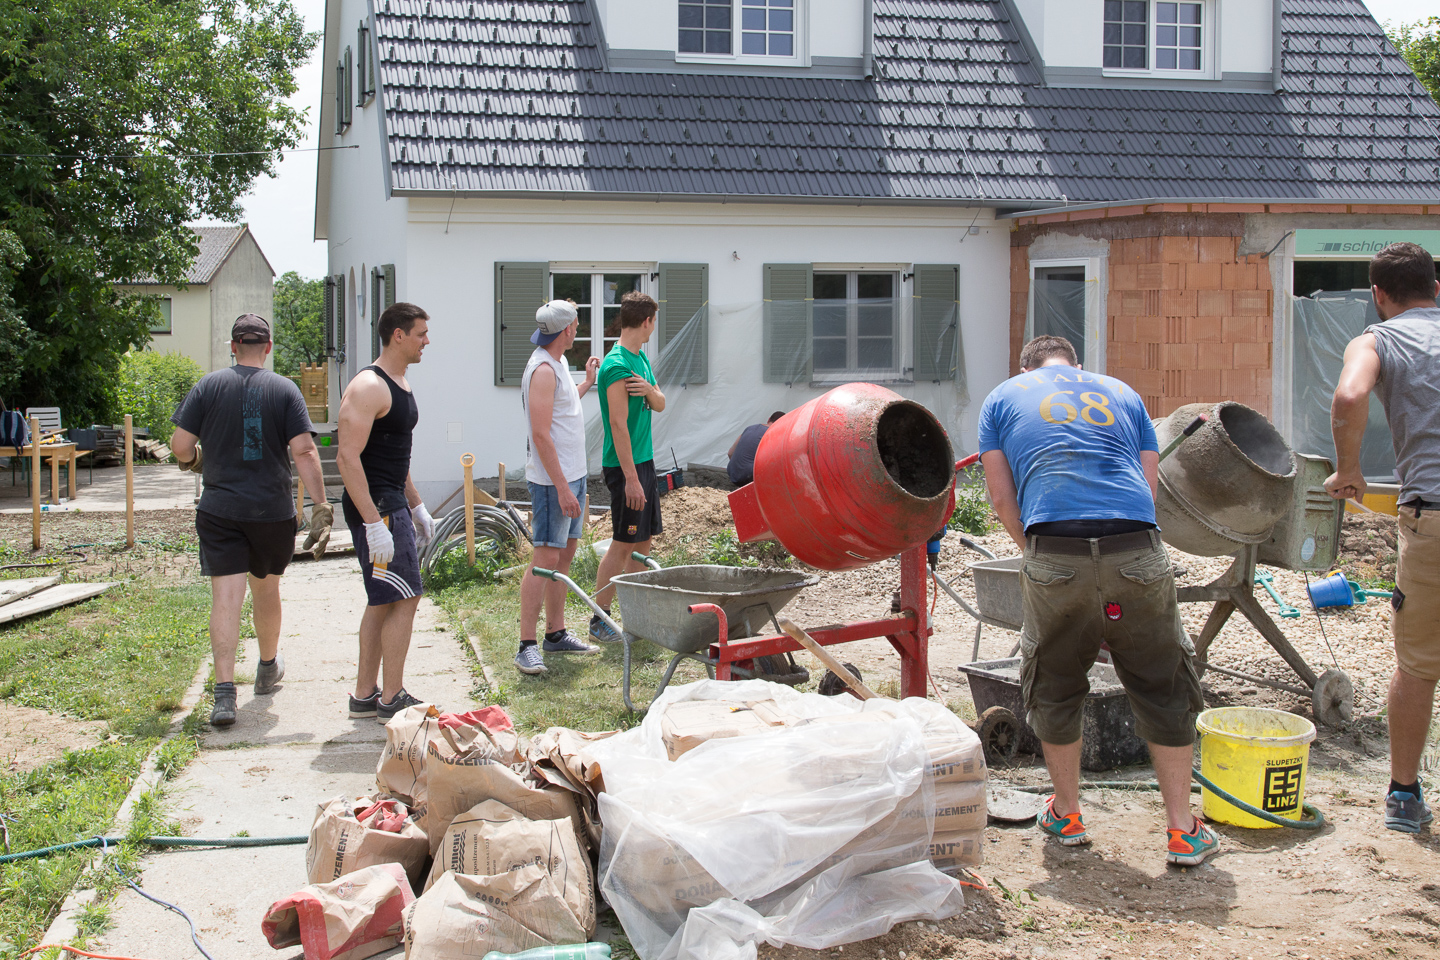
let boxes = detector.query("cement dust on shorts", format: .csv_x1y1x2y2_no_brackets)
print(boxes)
0,701,109,773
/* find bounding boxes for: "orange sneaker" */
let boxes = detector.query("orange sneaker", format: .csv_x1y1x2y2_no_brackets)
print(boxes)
1166,817,1219,866
1037,795,1090,846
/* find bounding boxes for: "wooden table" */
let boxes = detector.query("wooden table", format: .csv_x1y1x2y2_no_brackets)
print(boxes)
1,442,79,503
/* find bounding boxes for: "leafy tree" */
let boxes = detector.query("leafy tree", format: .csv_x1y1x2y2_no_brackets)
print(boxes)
116,352,204,443
272,272,326,378
0,228,34,404
1388,17,1440,107
0,0,314,426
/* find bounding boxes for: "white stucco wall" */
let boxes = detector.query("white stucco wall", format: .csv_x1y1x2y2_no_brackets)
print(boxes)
602,0,864,62
123,284,212,372
208,233,276,371
393,198,1010,507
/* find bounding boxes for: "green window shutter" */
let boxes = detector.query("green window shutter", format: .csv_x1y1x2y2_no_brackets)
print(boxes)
763,263,812,384
356,24,369,106
382,263,396,309
912,263,960,382
494,261,547,386
657,262,708,385
334,60,347,134
323,276,336,354
343,47,353,127
334,273,346,355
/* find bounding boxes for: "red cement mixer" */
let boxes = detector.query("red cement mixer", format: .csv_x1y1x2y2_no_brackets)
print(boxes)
721,383,967,699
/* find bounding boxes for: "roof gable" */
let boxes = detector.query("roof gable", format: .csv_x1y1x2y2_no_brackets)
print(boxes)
365,0,1440,206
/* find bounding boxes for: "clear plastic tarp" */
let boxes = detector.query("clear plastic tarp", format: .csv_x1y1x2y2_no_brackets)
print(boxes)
583,680,967,960
1031,273,1088,368
583,300,971,473
1290,291,1396,480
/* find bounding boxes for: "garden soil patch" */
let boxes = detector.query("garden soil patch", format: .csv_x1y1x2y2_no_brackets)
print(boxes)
0,508,202,584
0,702,108,773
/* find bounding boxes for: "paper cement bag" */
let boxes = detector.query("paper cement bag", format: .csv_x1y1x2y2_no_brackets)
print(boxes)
425,799,595,935
307,795,431,891
401,866,589,959
421,739,582,855
377,704,519,807
262,862,415,960
527,727,615,850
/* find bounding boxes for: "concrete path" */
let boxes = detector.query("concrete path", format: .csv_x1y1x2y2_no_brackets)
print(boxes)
94,554,480,959
0,463,198,513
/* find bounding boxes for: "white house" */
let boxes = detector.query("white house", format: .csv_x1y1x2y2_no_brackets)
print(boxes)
315,0,1440,507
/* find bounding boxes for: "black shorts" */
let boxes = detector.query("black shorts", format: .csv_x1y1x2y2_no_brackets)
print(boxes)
604,460,663,544
196,510,295,579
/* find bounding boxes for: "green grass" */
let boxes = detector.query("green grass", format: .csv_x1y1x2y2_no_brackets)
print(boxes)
0,583,211,739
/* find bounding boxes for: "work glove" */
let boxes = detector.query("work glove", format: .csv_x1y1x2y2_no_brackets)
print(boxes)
303,502,334,559
177,443,203,473
364,518,395,565
411,503,435,553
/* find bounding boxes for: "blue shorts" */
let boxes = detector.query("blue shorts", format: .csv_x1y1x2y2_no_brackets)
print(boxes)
347,508,423,606
529,478,587,548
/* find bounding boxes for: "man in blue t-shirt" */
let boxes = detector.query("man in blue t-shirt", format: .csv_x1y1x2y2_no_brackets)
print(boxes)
977,335,1214,867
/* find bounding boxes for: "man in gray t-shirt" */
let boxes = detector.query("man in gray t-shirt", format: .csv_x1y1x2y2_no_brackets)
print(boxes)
1325,241,1440,834
170,314,330,727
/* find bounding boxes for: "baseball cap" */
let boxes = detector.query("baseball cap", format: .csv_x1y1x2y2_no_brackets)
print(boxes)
532,300,578,345
231,314,272,343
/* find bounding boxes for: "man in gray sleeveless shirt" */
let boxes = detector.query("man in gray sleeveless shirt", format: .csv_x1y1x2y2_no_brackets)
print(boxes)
1325,241,1440,833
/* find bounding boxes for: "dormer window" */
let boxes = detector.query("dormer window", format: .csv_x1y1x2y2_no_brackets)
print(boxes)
678,0,803,64
1104,1,1208,75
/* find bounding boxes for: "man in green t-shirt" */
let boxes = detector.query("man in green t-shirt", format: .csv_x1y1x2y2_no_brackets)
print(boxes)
589,291,666,644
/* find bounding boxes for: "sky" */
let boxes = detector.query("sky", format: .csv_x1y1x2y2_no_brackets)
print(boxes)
230,0,1440,282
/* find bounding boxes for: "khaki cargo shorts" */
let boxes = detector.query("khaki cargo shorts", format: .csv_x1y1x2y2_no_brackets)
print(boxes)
1395,505,1440,682
1018,529,1203,748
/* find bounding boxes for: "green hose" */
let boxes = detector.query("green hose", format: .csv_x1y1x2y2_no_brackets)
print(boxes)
0,834,307,865
1009,771,1325,830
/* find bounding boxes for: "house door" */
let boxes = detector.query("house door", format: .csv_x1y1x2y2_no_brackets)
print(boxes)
1030,263,1090,368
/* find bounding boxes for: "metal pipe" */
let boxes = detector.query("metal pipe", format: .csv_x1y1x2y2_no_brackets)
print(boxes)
862,0,874,78
1201,662,1311,698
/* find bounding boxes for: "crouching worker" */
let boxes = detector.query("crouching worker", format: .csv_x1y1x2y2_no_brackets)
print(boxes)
978,335,1216,866
515,300,603,675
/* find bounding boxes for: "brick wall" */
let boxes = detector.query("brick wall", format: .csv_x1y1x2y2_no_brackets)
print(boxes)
1107,234,1273,417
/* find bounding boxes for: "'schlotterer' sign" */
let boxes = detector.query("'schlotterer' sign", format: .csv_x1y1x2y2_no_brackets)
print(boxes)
1295,230,1440,257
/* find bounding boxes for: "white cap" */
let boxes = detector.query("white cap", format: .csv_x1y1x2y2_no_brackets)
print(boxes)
533,300,578,344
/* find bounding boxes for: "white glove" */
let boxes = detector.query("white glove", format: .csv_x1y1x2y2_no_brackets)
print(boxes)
411,503,435,552
365,519,396,565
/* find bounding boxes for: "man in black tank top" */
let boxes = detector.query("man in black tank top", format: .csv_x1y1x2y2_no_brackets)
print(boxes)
337,302,434,723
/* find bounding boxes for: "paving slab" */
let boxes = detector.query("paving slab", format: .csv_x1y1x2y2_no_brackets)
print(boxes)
95,553,479,959
0,463,198,513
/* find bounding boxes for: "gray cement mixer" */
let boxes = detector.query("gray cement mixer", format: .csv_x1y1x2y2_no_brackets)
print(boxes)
1154,402,1354,728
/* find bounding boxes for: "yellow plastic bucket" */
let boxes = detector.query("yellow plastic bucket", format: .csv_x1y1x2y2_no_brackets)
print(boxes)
1196,707,1315,828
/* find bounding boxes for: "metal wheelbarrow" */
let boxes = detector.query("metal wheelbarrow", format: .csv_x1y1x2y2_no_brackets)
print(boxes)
531,555,819,711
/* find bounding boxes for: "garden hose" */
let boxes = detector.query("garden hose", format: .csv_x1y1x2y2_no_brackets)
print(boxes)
0,834,307,866
419,503,526,578
1007,770,1325,829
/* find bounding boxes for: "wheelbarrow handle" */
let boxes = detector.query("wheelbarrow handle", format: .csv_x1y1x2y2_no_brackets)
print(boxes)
687,603,728,645
955,452,981,471
530,567,559,580
1158,414,1208,463
631,551,662,570
530,566,624,636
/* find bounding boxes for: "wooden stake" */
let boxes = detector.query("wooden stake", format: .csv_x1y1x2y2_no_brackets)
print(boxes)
777,616,878,700
296,472,305,523
30,417,40,551
462,453,476,565
124,414,134,548
498,461,506,502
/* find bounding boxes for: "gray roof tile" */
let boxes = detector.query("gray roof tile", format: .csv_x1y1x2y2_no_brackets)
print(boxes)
368,0,1439,204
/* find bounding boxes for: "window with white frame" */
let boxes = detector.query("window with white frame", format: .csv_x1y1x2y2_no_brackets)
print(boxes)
1103,1,1206,74
812,272,898,376
550,272,645,373
678,0,801,62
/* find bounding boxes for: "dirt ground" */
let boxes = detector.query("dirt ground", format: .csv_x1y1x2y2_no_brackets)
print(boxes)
0,508,203,584
0,702,109,773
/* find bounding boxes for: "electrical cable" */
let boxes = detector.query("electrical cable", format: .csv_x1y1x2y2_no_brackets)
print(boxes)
0,145,359,161
1004,771,1326,830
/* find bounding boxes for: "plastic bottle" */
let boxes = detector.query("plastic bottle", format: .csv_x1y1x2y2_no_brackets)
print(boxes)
480,945,612,960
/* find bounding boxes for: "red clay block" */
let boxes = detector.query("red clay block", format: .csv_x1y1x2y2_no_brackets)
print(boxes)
1234,290,1270,314
1162,263,1186,290
1161,290,1198,315
1186,370,1224,395
1136,262,1163,289
1187,262,1224,289
1188,316,1223,342
1198,290,1231,317
1222,316,1260,342
1111,263,1138,290
1234,342,1271,368
1160,236,1199,263
1197,236,1237,263
1196,342,1233,370
1221,263,1258,290
1161,342,1198,368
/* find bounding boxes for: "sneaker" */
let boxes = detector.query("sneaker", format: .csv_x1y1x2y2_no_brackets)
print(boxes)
210,684,237,727
254,655,285,695
515,644,548,676
543,629,601,655
376,688,427,722
1037,795,1090,846
1166,817,1220,866
589,613,622,644
348,686,382,719
1384,789,1434,834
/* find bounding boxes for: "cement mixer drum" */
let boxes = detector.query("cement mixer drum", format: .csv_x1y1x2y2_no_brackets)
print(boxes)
1155,402,1297,557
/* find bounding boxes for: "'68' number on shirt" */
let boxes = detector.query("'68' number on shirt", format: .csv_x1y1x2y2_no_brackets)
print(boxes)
1040,390,1116,426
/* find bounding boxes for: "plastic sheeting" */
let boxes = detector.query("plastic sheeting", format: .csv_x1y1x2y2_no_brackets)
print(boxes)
583,300,972,474
584,680,967,960
1031,275,1088,368
1291,292,1396,480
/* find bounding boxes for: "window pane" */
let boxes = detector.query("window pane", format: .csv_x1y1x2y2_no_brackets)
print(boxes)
1181,3,1202,24
1158,2,1178,23
1157,25,1176,45
769,33,792,55
564,339,590,371
813,273,846,299
770,9,792,30
1104,22,1122,43
679,6,702,27
857,339,892,370
1123,23,1145,44
813,306,846,337
1179,48,1200,70
553,273,588,303
1104,46,1121,68
1104,0,1122,17
1123,0,1146,19
1123,46,1146,68
679,30,702,52
1157,48,1176,69
1180,25,1200,46
743,8,765,29
705,5,730,27
856,274,893,298
742,32,765,54
706,32,731,53
857,305,892,338
814,339,847,371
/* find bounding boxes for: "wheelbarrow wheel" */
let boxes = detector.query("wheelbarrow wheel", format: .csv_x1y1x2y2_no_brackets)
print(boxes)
818,663,863,698
977,705,1020,764
1312,668,1354,728
754,653,810,687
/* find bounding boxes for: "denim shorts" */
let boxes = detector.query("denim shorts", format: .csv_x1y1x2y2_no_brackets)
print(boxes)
529,477,587,548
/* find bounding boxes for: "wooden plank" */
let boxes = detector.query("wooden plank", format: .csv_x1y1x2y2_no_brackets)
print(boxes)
0,583,115,626
0,576,62,608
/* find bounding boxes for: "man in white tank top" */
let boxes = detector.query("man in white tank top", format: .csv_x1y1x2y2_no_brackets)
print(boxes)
516,300,603,675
